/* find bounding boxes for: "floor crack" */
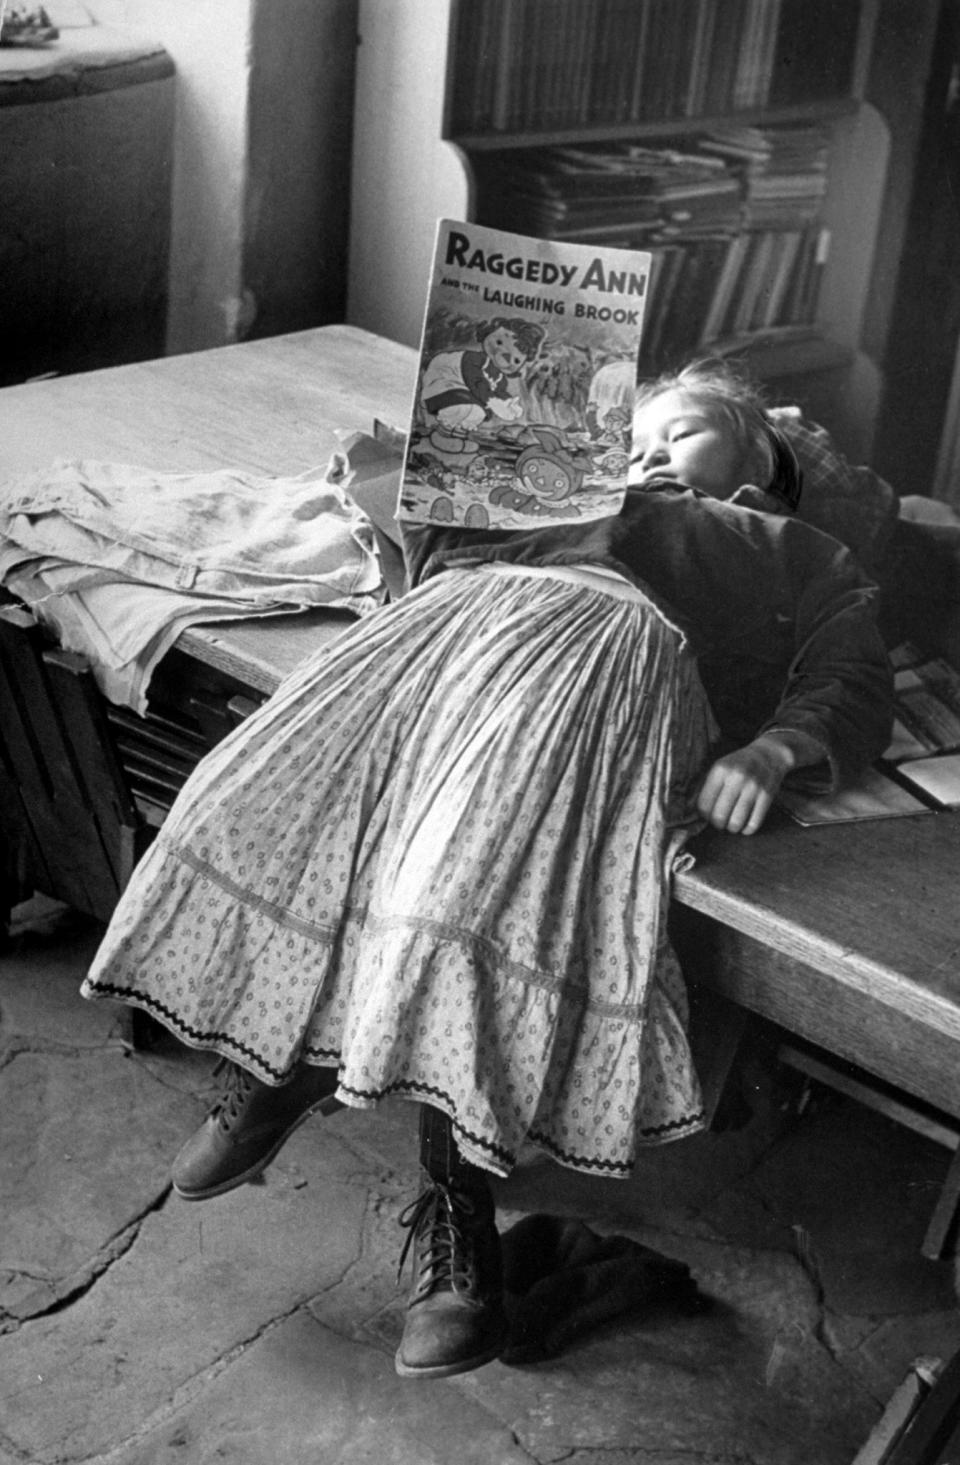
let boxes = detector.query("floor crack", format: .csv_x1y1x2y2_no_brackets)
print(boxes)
0,1036,132,1070
0,1185,172,1334
0,1426,37,1464
52,1302,311,1465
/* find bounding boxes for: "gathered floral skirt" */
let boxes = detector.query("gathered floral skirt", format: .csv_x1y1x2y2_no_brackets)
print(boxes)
83,564,718,1177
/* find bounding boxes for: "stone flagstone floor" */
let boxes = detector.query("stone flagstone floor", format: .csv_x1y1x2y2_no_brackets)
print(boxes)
2,896,960,1465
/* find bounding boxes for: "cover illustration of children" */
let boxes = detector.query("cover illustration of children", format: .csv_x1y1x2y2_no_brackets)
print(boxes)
399,221,652,531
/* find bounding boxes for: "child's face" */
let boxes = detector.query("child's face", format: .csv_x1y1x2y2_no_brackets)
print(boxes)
632,389,752,500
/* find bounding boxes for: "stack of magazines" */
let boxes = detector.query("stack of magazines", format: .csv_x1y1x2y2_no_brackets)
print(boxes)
485,142,742,244
697,124,830,229
481,126,831,365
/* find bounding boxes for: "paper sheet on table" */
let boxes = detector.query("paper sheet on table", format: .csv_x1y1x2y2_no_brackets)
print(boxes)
777,767,933,825
895,753,960,808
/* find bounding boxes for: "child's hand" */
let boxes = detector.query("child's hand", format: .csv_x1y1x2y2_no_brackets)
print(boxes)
696,734,799,836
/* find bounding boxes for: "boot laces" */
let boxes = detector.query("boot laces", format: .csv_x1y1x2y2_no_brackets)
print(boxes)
397,1182,481,1301
210,1058,255,1132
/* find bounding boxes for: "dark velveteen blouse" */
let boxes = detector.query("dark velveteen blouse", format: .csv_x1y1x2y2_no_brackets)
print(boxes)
401,481,895,791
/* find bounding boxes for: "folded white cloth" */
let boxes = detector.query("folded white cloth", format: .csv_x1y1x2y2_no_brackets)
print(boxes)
0,453,386,713
0,456,383,601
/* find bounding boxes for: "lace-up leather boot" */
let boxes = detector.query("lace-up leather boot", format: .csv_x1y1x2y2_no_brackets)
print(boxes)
171,1059,342,1200
395,1107,507,1378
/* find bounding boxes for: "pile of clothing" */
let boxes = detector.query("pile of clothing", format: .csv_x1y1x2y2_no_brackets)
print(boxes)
0,450,386,713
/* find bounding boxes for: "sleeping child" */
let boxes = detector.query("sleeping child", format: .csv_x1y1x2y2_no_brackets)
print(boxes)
82,357,893,1380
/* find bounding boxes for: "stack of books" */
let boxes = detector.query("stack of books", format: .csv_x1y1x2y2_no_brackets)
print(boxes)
478,126,832,365
695,124,830,346
486,143,742,243
698,124,830,229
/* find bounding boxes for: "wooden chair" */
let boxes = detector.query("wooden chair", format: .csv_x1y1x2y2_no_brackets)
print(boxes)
0,603,261,1047
0,604,151,928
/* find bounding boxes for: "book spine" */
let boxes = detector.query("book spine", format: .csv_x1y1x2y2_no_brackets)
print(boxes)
700,231,749,343
490,0,520,131
755,0,783,108
702,0,746,115
685,0,718,118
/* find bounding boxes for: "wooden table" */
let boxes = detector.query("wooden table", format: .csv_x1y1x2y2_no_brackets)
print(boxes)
2,325,959,1252
0,325,415,689
672,812,960,1258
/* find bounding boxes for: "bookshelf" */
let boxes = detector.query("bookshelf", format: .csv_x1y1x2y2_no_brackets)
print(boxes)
347,0,941,459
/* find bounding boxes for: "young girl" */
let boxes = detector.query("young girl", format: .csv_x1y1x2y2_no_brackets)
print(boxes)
82,360,893,1380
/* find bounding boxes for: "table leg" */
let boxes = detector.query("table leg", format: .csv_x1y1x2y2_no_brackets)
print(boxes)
923,1145,960,1260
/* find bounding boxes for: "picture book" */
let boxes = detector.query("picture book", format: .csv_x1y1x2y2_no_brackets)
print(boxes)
885,642,960,760
397,218,652,530
778,642,960,825
895,752,960,808
776,768,933,827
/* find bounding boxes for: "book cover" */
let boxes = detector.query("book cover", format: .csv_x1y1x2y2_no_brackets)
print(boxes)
778,768,933,827
397,219,651,530
885,645,960,757
895,753,960,808
779,643,960,826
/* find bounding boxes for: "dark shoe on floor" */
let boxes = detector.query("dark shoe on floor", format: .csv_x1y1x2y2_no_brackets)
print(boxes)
171,1059,342,1201
395,1175,508,1379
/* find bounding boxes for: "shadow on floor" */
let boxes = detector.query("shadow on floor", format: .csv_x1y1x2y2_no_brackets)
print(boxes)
2,896,959,1465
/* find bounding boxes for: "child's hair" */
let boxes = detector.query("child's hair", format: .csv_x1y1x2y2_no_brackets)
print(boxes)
634,358,803,510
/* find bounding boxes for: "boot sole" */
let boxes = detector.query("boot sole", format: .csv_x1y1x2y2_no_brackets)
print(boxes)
394,1324,509,1380
171,1094,344,1201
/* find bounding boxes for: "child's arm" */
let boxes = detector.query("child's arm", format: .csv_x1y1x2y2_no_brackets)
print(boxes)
696,525,894,835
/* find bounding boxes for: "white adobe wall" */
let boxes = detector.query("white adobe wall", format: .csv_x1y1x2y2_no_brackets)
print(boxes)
86,0,254,355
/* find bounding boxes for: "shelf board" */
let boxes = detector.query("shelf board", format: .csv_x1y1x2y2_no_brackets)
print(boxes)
447,98,859,152
705,329,854,380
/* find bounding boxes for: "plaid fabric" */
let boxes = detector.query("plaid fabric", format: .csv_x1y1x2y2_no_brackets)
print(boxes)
769,408,898,570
